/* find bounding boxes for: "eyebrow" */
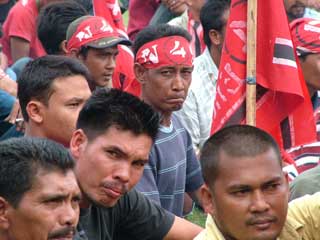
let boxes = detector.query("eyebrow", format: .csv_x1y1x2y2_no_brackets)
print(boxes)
227,176,283,191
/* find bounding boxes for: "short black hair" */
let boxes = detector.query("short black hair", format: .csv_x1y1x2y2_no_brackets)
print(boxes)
18,55,92,122
200,0,230,48
37,0,88,54
0,137,74,207
132,23,191,57
200,125,281,186
77,88,160,142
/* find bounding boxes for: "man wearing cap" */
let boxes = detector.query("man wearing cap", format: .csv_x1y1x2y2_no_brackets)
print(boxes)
133,24,204,217
286,18,320,176
65,15,140,95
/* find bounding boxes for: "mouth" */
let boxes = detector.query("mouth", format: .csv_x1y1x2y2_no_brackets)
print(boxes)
49,231,75,240
102,187,123,199
166,97,185,104
249,218,276,230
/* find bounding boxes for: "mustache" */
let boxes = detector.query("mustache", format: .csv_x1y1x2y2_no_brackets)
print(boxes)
246,215,278,226
48,226,76,239
102,181,129,194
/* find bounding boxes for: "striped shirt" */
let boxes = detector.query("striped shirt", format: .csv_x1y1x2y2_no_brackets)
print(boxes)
135,114,204,216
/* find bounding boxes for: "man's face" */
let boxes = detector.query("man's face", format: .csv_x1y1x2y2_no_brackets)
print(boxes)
139,65,193,114
40,75,91,147
6,169,81,240
72,126,153,207
80,46,118,88
300,53,320,96
204,148,289,240
284,0,306,21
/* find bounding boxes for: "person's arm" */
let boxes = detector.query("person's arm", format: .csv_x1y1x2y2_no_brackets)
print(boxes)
0,68,17,96
162,0,190,15
164,216,203,240
10,37,30,63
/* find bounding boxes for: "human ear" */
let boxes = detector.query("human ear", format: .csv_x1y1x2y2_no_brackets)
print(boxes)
200,184,215,216
0,197,10,230
209,29,223,46
134,63,147,84
26,101,44,124
69,129,87,160
60,40,68,55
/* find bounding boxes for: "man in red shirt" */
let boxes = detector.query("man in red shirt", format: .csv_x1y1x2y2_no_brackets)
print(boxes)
1,0,61,65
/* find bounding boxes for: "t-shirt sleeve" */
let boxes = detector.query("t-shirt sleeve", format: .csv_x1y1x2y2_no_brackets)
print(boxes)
115,189,175,240
7,6,34,42
287,192,320,239
185,131,204,192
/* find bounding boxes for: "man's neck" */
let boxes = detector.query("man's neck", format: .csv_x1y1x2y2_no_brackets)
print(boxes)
210,46,221,68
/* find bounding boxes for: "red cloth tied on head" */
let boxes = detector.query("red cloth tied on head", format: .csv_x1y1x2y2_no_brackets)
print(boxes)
135,36,193,68
66,15,131,52
290,18,320,56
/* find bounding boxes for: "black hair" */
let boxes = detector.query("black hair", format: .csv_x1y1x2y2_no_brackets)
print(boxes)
77,88,160,142
200,0,230,48
37,0,88,54
132,23,191,57
200,125,281,186
0,137,74,207
18,55,92,122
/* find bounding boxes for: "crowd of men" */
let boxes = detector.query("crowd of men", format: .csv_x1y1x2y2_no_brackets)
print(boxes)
1,0,320,239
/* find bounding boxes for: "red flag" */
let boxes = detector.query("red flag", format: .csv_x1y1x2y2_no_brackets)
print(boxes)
211,0,316,149
92,0,127,38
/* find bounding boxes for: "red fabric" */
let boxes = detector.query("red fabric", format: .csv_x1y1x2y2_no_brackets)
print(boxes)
290,18,320,55
210,0,316,153
127,0,160,41
66,16,117,52
1,0,46,65
92,0,127,38
136,36,193,68
113,45,141,97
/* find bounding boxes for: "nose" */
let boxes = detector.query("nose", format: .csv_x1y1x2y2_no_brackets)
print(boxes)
105,55,116,70
249,191,270,213
172,72,185,91
113,162,130,183
60,202,79,226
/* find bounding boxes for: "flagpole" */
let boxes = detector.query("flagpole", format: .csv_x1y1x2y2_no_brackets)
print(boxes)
246,0,257,126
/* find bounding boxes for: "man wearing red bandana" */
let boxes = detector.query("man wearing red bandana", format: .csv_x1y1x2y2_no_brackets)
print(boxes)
133,24,204,217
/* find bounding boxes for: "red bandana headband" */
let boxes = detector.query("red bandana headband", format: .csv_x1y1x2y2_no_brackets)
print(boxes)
66,17,117,52
135,36,193,68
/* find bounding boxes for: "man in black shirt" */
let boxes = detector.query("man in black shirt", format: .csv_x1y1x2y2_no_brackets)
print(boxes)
70,88,203,239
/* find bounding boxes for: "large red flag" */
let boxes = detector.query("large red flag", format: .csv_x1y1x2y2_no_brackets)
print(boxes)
211,0,316,149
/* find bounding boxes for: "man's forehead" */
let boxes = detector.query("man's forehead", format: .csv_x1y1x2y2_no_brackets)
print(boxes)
26,169,79,196
216,149,282,179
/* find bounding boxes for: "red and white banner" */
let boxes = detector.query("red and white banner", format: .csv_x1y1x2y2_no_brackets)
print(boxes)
211,0,316,149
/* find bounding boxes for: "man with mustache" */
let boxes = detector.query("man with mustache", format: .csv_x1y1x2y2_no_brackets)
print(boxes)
284,0,307,22
195,125,320,239
132,24,204,216
0,137,81,240
70,88,203,239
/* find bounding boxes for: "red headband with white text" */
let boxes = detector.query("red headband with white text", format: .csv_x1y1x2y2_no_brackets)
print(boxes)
135,36,193,68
